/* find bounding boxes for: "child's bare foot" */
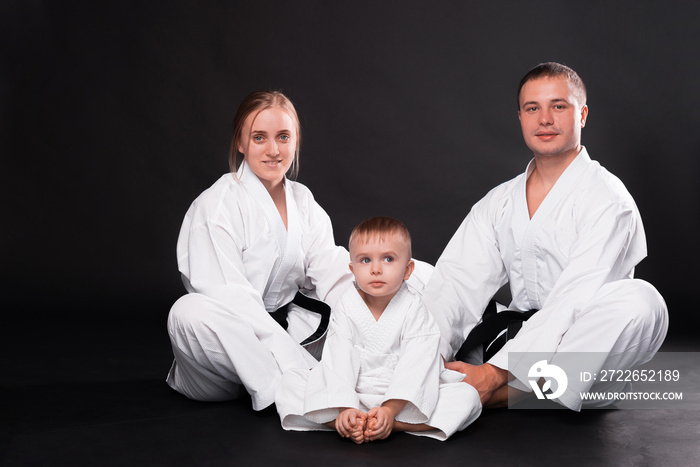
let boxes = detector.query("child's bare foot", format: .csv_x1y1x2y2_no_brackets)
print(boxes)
349,413,367,444
363,415,377,443
331,408,368,444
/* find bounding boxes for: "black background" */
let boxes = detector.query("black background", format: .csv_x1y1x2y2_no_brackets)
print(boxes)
3,1,699,334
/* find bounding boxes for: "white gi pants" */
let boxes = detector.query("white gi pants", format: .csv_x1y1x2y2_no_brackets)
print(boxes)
553,279,668,409
502,279,668,410
166,293,321,410
277,368,482,441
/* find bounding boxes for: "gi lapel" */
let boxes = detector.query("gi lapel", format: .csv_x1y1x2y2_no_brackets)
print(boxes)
347,284,409,353
517,149,592,308
264,180,302,309
238,163,299,311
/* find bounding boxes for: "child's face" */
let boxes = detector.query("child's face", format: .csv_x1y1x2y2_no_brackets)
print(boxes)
349,233,414,300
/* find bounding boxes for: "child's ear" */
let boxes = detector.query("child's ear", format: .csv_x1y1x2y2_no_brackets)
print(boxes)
403,259,415,281
349,262,354,275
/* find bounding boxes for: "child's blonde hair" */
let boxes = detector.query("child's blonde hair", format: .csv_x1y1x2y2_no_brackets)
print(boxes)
349,216,412,257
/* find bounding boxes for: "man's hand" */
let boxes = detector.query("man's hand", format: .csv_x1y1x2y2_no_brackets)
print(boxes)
445,361,509,406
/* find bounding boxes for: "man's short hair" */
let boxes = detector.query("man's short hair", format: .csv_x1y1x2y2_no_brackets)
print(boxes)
517,62,587,108
349,216,412,257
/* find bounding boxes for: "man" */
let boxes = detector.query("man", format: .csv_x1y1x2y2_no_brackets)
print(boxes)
423,62,668,411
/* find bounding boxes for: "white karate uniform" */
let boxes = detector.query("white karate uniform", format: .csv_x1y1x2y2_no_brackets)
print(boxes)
166,163,352,410
276,283,482,441
423,148,668,410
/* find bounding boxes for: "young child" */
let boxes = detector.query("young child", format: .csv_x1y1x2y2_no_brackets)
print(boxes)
275,217,481,442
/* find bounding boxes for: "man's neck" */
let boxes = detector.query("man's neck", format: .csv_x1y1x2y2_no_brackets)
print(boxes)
531,145,581,188
526,146,582,218
535,146,581,188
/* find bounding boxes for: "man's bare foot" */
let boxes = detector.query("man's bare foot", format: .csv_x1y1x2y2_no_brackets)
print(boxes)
485,385,531,408
445,361,509,406
484,384,509,408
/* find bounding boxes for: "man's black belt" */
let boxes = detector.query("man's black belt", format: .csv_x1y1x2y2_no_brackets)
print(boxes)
269,291,331,346
455,300,538,362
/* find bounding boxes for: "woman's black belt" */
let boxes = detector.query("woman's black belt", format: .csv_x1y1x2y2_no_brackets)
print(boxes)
269,291,331,346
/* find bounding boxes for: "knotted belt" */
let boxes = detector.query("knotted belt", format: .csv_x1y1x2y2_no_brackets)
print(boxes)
268,291,331,346
455,300,538,362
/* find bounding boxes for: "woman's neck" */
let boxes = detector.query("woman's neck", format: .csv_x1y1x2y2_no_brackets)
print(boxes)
263,179,288,230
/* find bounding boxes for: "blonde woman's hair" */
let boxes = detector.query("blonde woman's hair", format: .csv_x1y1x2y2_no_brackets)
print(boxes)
228,91,301,179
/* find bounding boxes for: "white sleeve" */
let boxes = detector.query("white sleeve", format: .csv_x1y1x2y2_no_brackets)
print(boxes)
180,208,315,371
301,199,353,309
423,198,508,361
383,303,441,423
405,259,434,295
492,201,644,383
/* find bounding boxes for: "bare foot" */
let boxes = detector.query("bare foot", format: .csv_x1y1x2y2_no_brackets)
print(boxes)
363,415,376,443
350,414,367,444
485,385,531,408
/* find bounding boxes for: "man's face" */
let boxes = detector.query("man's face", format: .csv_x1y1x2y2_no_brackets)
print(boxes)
518,76,588,160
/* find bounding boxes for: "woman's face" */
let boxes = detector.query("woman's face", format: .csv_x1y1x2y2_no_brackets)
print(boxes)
238,107,297,192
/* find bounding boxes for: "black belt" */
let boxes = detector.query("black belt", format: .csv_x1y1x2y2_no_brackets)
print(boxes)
455,300,538,362
268,291,331,346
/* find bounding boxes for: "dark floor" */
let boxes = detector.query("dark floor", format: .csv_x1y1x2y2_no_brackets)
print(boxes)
2,301,699,466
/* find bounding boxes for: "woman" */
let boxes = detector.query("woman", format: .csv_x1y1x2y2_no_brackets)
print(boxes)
166,91,352,410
